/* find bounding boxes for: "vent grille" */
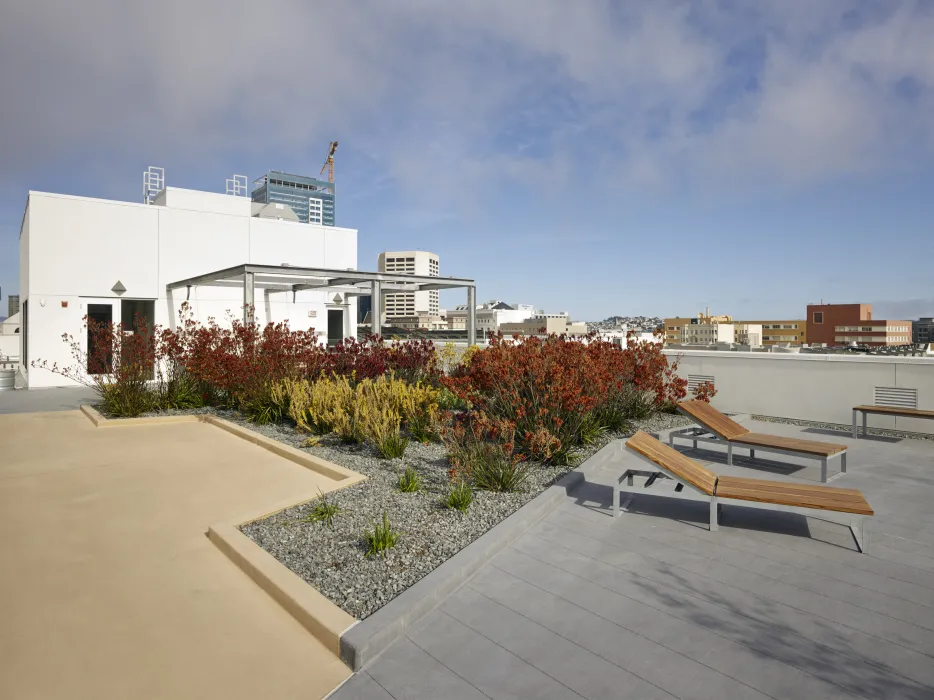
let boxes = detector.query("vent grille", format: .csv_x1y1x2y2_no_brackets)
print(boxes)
873,387,918,409
688,374,715,393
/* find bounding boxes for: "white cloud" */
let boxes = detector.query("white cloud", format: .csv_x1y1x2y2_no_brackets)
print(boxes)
1,0,932,201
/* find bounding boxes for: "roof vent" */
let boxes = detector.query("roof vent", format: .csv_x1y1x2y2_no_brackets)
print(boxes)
873,387,918,409
111,281,127,296
687,374,715,393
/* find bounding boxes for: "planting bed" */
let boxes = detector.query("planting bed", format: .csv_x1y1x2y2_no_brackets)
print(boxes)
233,411,692,620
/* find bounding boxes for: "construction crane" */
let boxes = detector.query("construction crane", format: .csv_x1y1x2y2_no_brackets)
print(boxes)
319,141,338,183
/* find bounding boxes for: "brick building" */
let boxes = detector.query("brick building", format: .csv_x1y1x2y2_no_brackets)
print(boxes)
807,303,912,347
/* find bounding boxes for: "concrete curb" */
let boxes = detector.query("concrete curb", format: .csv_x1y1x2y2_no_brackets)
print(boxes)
79,406,361,482
80,404,200,427
338,439,621,671
208,522,357,656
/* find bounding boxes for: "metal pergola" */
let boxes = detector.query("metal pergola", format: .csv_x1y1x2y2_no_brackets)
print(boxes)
165,263,477,343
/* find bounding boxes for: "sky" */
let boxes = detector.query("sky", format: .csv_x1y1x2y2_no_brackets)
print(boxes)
1,0,933,322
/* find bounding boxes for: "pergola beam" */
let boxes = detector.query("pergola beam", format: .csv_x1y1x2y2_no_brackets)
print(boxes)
165,263,477,346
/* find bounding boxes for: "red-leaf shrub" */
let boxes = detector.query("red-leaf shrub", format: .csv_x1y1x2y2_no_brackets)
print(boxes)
692,380,717,403
32,313,159,417
444,331,686,462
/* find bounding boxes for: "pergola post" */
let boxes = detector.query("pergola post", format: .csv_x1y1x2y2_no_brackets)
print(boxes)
467,285,477,346
370,280,381,337
243,270,255,325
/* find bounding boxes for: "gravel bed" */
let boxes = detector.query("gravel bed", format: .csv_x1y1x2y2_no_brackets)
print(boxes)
236,410,691,620
752,414,934,443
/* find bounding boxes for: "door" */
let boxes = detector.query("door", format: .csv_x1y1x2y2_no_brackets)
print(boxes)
327,309,344,346
121,299,156,379
87,304,113,374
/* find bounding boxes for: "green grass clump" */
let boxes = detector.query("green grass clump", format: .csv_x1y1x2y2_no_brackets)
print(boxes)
364,512,400,558
397,466,421,493
443,480,473,513
300,488,341,529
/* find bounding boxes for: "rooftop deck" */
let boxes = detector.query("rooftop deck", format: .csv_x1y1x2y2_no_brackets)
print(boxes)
335,419,934,700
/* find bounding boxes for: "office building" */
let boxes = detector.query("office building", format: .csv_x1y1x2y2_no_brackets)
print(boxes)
8,294,20,318
914,318,934,345
807,303,912,347
378,251,439,319
251,171,335,226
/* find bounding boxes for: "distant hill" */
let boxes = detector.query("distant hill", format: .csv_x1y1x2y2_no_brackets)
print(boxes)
587,315,664,331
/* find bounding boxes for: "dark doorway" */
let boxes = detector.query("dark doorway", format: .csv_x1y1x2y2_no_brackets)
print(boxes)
87,304,113,374
327,309,344,346
121,300,156,379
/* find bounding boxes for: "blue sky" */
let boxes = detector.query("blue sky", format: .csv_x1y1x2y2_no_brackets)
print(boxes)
1,1,933,321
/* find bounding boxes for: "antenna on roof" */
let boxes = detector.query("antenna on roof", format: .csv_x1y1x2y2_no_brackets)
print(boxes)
226,174,248,197
143,166,165,204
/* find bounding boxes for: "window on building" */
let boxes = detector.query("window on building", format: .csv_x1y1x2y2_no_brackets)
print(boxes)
813,312,823,323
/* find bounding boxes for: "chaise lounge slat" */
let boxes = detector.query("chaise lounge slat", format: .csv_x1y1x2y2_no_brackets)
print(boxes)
716,476,873,515
673,400,849,482
619,431,872,552
626,431,717,495
731,433,846,456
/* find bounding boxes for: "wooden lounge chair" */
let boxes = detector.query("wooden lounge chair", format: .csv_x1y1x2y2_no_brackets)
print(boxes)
618,431,872,553
671,400,848,483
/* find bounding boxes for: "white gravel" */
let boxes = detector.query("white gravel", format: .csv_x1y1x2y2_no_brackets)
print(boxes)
236,410,692,620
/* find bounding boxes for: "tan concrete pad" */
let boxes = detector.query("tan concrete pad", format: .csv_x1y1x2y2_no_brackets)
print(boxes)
0,410,353,700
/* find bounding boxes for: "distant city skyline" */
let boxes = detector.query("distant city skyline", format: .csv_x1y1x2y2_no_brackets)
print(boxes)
1,3,933,322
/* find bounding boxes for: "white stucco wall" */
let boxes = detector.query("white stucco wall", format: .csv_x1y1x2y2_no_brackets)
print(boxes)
666,350,934,435
20,190,358,388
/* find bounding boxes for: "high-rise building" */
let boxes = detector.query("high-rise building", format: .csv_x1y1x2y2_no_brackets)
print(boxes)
8,294,20,318
378,251,439,319
251,171,335,226
914,318,934,345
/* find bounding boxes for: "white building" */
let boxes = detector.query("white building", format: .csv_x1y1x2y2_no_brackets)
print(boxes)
594,329,659,346
446,301,536,333
18,186,359,389
733,323,763,347
378,251,439,320
499,315,588,337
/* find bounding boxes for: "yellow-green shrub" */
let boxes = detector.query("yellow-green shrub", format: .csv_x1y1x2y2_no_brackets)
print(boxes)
277,374,440,447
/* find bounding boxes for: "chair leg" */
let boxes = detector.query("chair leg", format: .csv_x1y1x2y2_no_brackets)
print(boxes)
851,518,870,554
863,412,867,438
749,448,755,462
727,443,733,466
841,451,847,474
820,458,828,483
709,496,719,532
613,477,620,518
852,409,858,440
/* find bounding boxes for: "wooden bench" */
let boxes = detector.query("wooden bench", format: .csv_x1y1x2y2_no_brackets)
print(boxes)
852,405,934,439
672,400,848,483
619,431,872,553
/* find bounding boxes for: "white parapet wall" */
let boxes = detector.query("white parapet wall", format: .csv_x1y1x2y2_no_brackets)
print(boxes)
665,349,934,436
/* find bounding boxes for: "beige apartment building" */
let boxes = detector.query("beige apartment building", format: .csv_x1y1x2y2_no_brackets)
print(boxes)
743,320,807,346
664,311,733,344
665,311,806,347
